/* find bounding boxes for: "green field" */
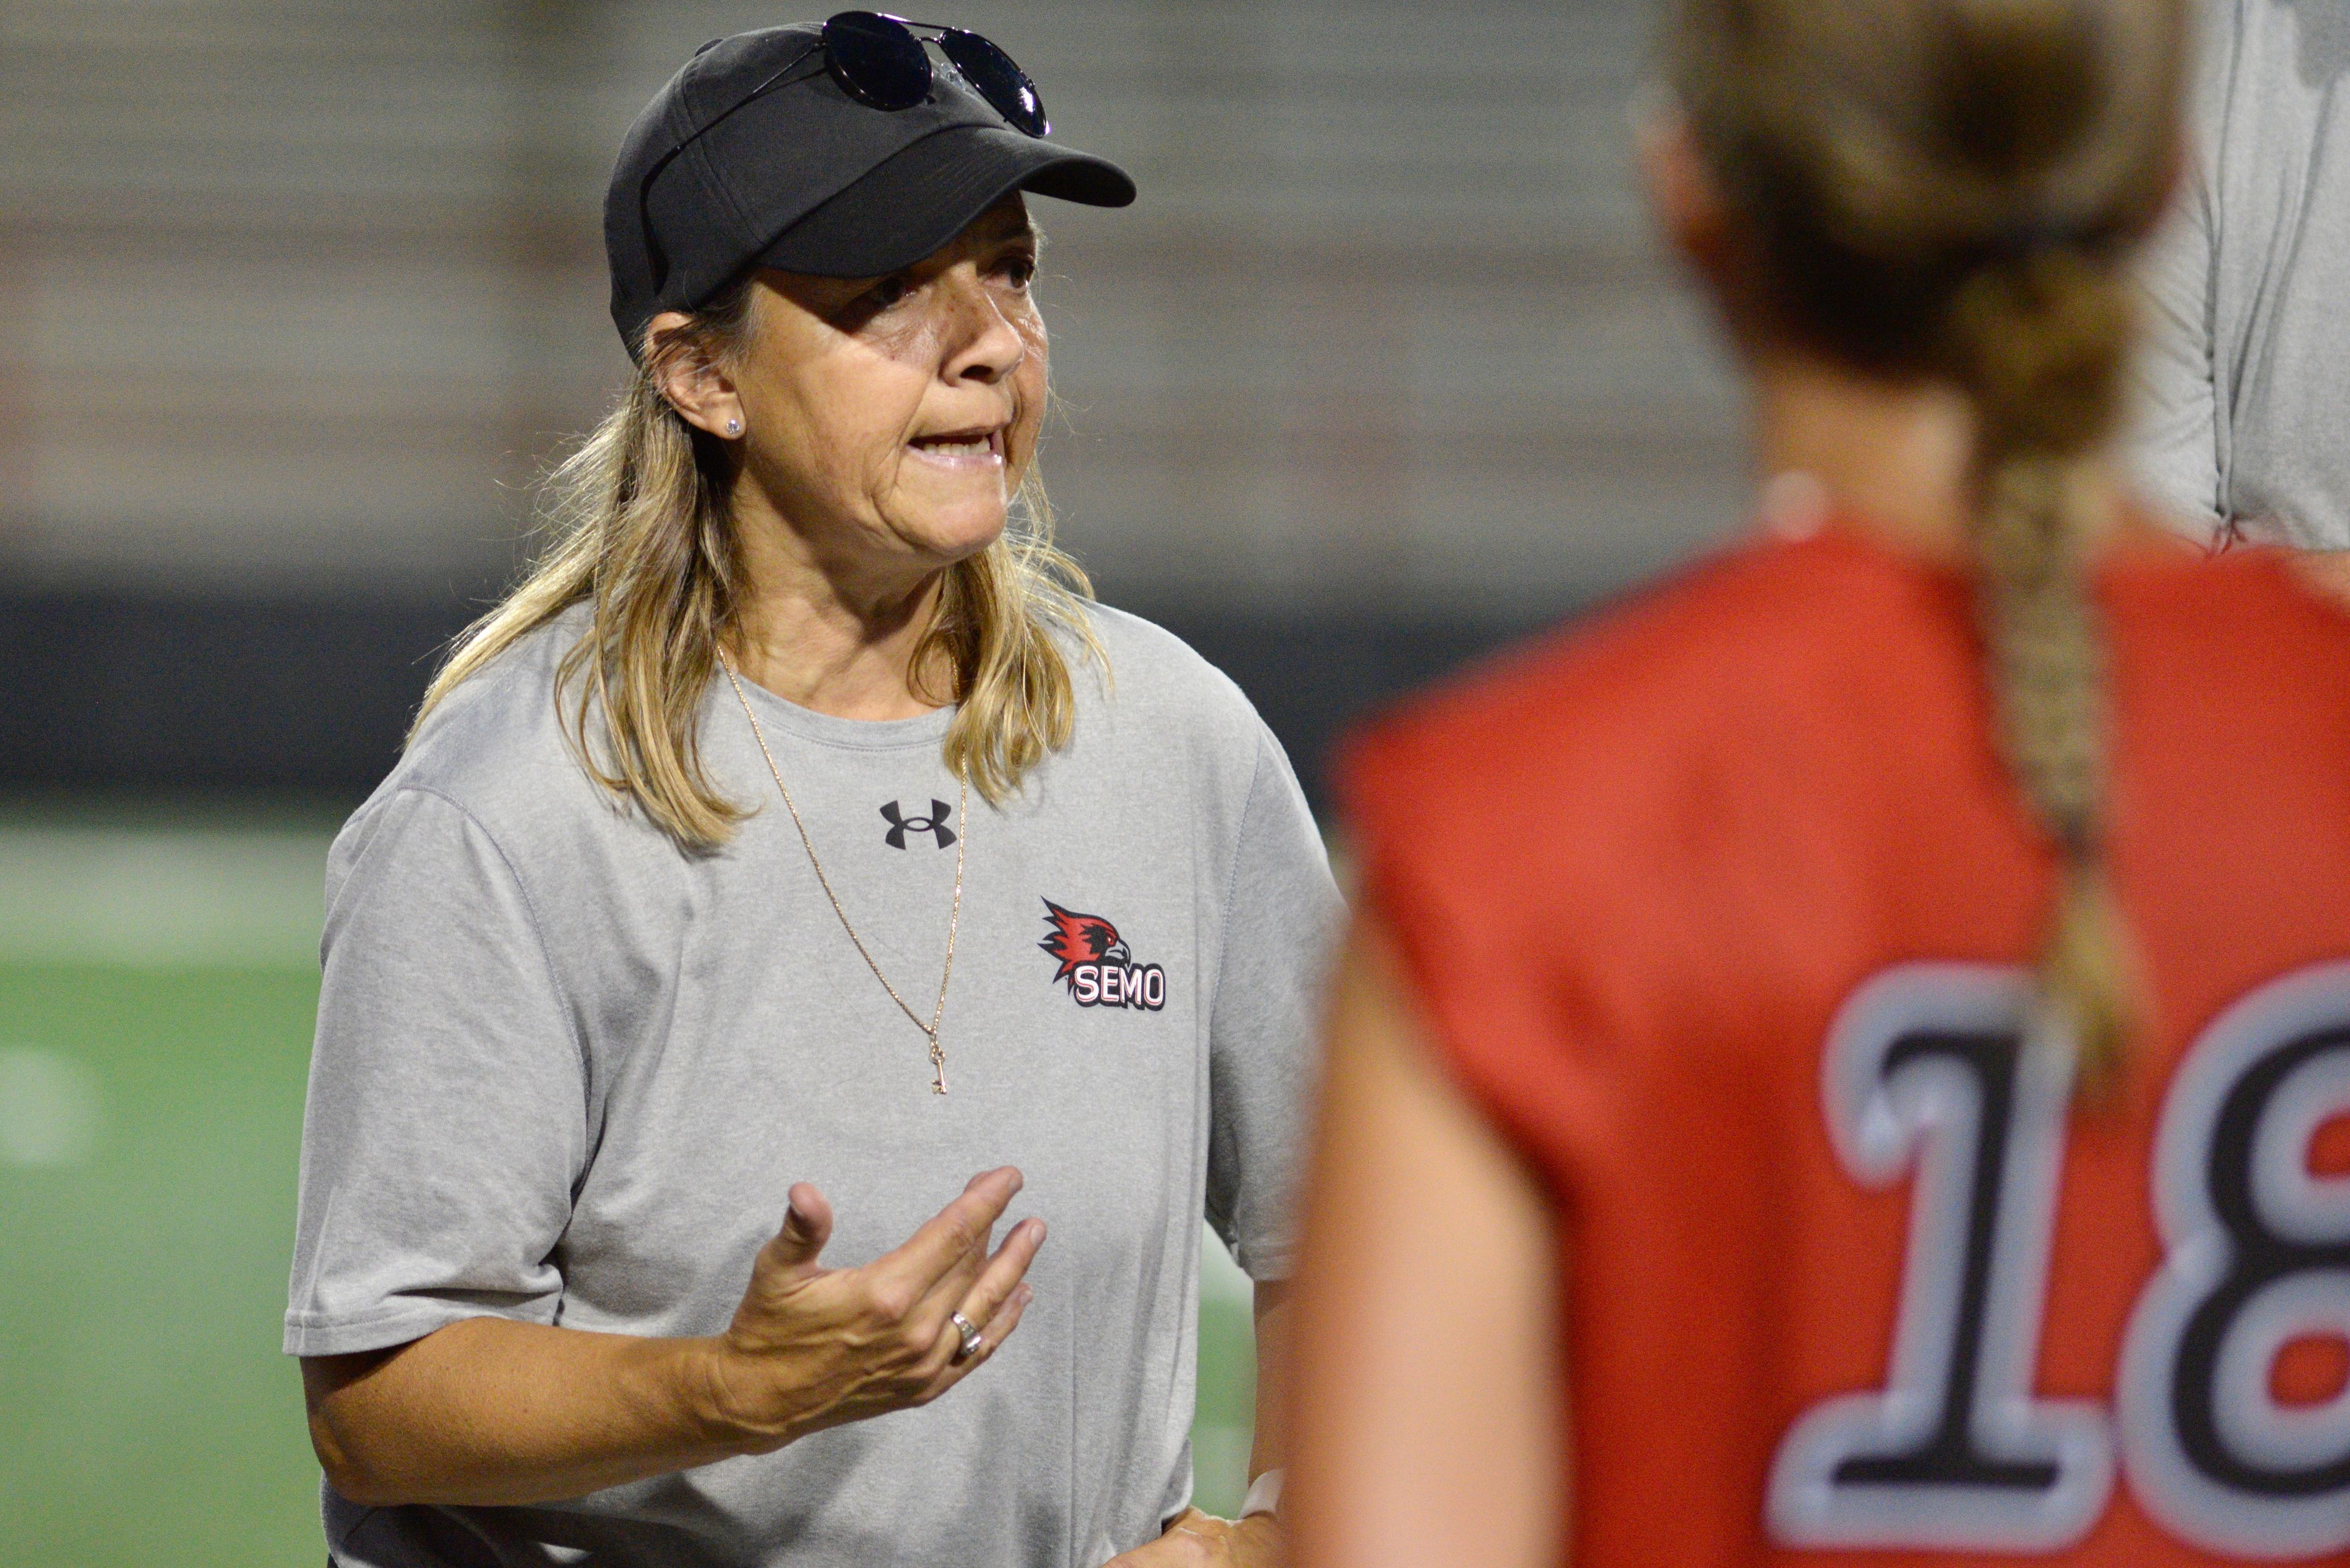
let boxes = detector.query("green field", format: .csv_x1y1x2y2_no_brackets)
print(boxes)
0,804,1257,1566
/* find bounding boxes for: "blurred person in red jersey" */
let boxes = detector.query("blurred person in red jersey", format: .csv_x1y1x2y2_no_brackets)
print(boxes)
1288,1,2350,1565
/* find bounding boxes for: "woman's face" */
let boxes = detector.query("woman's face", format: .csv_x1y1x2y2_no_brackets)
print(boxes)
726,196,1047,580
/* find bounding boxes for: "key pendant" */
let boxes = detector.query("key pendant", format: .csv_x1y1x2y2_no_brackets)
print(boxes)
930,1038,949,1096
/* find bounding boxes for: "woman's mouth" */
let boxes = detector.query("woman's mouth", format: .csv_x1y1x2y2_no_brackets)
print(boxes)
908,427,1007,469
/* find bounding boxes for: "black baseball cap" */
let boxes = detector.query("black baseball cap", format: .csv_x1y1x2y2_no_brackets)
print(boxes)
605,23,1136,359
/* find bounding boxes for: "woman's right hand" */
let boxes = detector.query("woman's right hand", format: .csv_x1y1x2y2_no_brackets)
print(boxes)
696,1166,1045,1450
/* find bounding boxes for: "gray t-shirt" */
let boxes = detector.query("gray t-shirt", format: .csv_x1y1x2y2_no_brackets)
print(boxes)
284,602,1341,1568
2131,0,2350,548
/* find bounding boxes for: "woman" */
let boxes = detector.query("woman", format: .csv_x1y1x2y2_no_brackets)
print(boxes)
284,18,1332,1568
1292,1,2350,1565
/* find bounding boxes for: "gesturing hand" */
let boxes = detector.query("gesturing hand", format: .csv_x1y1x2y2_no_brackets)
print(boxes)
696,1167,1044,1450
1105,1509,1283,1567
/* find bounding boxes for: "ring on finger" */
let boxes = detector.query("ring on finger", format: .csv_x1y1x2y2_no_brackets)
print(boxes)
950,1310,984,1362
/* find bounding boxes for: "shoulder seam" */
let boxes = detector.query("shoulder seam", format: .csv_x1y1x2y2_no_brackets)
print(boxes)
1201,722,1280,1250
1205,725,1272,1037
1212,738,1269,991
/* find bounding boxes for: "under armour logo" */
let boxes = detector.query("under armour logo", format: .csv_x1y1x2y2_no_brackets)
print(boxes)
880,799,956,850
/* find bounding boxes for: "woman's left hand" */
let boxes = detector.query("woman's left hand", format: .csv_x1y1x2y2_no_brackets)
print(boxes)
1105,1507,1283,1567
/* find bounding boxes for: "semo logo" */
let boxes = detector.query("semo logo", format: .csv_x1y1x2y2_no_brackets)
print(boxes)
1037,900,1167,1011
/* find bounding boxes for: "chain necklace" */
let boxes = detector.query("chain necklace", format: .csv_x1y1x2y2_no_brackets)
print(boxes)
721,656,968,1095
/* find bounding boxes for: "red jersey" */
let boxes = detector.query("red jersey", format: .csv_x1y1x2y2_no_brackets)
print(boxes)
1340,524,2350,1566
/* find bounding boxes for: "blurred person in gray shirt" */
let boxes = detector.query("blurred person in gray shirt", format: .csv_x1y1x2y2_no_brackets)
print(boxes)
2132,0,2350,588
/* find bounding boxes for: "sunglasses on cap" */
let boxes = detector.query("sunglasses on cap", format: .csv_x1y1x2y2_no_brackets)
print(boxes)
814,12,1047,135
698,12,1048,146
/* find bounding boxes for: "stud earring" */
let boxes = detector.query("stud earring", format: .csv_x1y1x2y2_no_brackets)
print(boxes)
725,417,742,437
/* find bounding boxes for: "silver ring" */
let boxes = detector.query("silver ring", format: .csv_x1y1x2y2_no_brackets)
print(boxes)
951,1310,983,1361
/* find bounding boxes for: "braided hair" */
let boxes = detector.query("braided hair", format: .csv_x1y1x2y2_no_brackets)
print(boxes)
1671,0,2189,1083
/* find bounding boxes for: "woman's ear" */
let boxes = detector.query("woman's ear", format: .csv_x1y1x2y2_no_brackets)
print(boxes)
1636,85,1779,357
1635,88,1734,274
644,312,747,441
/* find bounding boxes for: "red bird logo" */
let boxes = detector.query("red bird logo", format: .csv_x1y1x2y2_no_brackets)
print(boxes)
1039,900,1130,987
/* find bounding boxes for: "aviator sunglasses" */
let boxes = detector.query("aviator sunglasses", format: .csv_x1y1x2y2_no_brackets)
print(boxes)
696,12,1049,144
812,12,1048,135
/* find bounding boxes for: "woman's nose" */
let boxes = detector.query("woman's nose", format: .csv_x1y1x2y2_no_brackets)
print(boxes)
938,278,1026,385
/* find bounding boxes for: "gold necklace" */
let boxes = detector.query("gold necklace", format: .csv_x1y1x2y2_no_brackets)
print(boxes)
721,657,968,1096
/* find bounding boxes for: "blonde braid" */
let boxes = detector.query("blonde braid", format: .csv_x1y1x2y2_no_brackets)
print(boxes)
1945,252,2145,1085
1673,0,2187,1089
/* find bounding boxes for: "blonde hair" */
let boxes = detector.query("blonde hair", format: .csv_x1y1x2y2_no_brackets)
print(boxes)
414,280,1101,851
1671,0,2188,1083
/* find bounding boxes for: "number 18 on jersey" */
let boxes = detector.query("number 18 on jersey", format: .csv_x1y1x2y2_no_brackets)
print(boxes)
1770,963,2350,1558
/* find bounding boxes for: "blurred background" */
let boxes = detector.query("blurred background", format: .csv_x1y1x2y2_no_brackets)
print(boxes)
0,1,1744,1561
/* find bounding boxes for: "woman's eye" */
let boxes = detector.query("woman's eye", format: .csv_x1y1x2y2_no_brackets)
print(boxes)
998,255,1037,289
869,276,913,309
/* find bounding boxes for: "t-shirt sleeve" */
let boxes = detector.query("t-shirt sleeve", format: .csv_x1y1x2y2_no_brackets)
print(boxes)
284,786,589,1357
1204,725,1344,1282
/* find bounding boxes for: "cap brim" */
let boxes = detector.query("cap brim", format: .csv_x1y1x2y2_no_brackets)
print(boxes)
756,125,1136,279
